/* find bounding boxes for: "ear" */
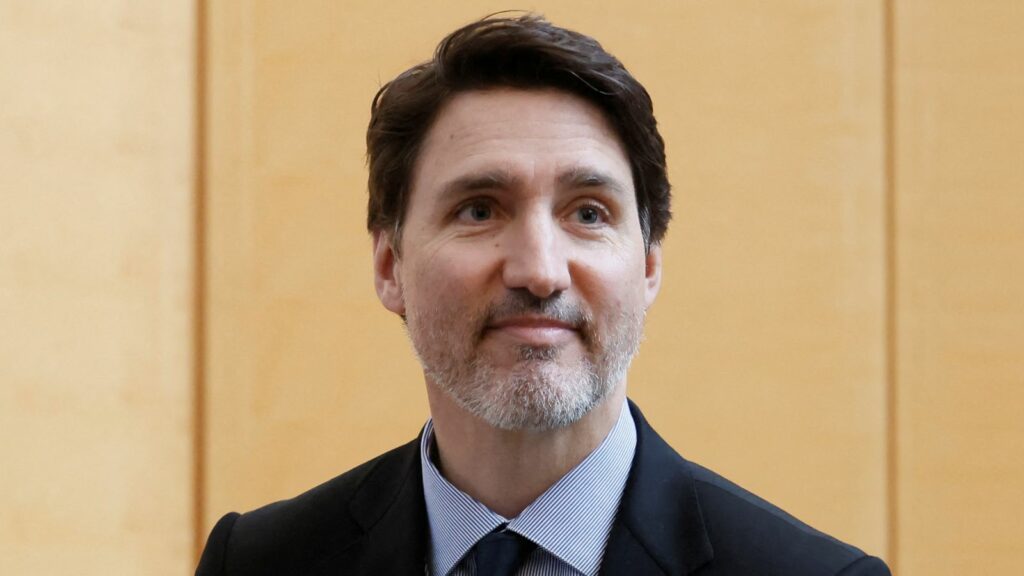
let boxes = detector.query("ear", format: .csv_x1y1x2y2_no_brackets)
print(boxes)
372,229,405,316
643,243,663,309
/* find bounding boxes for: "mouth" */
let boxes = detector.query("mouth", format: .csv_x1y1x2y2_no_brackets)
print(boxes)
484,315,580,347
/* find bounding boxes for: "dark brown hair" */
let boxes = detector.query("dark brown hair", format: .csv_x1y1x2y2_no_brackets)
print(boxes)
366,13,671,250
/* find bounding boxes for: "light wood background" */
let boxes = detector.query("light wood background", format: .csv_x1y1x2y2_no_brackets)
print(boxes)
2,1,1022,574
1,2,196,574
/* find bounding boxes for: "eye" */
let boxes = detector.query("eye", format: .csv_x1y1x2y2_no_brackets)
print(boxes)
574,204,607,225
455,201,494,222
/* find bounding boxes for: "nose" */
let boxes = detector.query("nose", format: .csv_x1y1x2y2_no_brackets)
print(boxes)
501,213,571,299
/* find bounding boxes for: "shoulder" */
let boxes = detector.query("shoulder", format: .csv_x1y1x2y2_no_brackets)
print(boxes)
686,460,889,575
195,438,420,576
623,401,889,575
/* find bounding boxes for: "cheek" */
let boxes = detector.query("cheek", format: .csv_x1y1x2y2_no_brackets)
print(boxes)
576,250,649,308
404,248,493,312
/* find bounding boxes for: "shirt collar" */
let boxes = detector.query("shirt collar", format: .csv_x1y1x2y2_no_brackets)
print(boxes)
420,400,637,576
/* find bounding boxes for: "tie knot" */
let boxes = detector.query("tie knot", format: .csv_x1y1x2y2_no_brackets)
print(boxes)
473,529,535,576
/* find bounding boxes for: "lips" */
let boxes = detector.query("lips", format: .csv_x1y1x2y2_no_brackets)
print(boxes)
485,316,579,346
489,315,575,330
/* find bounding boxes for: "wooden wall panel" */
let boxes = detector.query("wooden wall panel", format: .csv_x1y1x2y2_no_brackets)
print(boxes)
203,0,887,559
895,2,1024,574
618,2,889,555
0,2,195,574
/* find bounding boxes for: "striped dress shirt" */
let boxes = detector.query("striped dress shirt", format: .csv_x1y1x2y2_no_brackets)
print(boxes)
420,400,637,576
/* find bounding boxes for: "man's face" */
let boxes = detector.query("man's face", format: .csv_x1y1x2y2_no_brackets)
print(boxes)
374,88,661,431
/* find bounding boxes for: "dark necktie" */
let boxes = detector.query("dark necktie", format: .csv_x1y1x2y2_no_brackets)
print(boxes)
473,528,535,576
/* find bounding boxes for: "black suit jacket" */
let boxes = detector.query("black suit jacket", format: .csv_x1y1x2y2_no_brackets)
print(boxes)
196,402,890,575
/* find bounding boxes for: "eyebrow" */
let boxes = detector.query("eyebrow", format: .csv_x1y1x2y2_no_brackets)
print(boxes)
438,166,630,203
440,170,521,201
557,166,630,197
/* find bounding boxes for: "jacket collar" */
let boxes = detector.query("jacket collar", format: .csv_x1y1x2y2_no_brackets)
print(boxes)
318,435,428,575
600,401,714,575
328,401,713,576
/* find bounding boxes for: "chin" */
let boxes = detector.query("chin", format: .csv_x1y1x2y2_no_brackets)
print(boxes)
451,363,612,432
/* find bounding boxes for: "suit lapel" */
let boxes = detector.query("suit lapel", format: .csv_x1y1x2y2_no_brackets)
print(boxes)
350,449,428,575
310,402,712,575
312,437,429,575
601,521,672,575
601,401,714,576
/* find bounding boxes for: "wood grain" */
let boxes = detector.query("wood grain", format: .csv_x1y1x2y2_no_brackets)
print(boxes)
0,1,195,574
895,1,1024,573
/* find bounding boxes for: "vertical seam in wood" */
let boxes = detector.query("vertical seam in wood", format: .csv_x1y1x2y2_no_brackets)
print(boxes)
192,0,208,564
883,0,899,570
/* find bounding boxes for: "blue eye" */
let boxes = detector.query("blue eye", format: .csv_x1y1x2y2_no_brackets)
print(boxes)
457,202,493,222
576,205,603,224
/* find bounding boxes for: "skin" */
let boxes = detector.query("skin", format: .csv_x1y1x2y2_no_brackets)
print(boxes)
373,88,662,518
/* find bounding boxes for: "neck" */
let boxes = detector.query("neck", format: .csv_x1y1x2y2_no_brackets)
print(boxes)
425,382,626,519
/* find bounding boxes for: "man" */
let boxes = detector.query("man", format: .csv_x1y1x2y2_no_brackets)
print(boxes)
197,14,890,576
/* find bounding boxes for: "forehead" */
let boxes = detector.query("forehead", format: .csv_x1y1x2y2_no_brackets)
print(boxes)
423,87,623,147
407,88,633,207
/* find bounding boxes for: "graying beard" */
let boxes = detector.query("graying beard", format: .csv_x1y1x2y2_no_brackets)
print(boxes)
518,345,557,361
412,308,643,432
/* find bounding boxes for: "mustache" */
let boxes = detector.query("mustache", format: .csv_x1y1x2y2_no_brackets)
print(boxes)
480,290,589,333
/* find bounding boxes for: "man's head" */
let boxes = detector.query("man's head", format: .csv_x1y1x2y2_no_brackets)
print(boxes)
366,13,670,253
369,15,670,431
